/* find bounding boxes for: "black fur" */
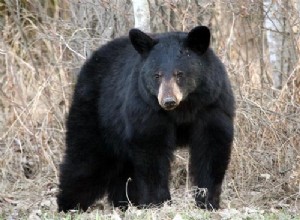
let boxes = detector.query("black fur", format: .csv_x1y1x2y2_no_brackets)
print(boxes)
57,26,235,212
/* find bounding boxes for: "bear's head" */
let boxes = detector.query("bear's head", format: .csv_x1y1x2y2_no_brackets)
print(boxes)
129,26,211,111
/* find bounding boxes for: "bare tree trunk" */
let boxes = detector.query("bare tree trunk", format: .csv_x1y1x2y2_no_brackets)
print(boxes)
264,0,284,89
132,0,151,32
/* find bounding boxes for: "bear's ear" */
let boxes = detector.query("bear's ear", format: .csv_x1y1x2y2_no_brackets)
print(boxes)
185,26,210,55
129,29,158,56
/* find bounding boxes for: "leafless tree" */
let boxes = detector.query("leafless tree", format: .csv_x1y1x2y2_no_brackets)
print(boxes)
132,0,151,32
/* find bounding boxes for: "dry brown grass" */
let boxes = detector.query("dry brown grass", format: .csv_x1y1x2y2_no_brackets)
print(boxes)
0,0,299,218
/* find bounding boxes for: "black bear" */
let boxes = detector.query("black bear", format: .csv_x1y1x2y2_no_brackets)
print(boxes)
57,26,235,212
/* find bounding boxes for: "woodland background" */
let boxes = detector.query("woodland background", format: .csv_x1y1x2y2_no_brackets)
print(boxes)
0,0,299,219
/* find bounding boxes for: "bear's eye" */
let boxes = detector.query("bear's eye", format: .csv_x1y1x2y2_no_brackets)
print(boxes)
175,71,184,79
179,49,190,57
154,73,161,79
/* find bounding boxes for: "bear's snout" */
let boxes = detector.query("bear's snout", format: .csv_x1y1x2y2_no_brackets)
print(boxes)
158,78,182,110
162,96,178,110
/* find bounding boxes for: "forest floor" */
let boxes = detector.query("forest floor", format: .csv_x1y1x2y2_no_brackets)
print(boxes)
1,190,299,220
1,159,299,220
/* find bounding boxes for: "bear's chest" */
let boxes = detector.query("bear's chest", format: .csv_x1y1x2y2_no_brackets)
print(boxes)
168,100,200,124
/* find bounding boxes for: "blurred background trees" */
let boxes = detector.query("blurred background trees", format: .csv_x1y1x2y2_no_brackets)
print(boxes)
0,0,299,213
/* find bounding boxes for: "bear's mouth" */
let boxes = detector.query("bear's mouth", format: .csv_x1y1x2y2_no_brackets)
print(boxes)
162,106,177,111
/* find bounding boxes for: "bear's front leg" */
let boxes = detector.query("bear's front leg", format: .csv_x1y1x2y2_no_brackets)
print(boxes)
130,144,173,207
189,109,234,210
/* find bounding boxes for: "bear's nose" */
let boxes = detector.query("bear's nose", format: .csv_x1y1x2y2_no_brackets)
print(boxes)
163,97,177,109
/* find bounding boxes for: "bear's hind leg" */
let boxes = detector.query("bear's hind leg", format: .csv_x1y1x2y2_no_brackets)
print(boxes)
57,161,107,212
